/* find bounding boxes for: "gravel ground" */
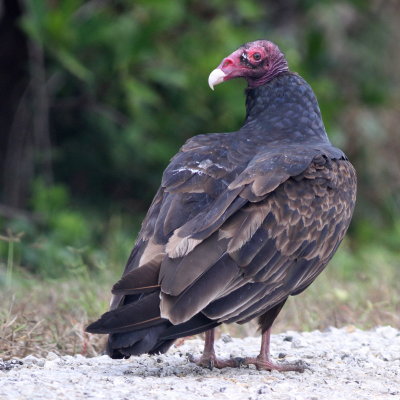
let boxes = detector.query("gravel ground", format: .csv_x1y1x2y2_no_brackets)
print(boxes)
1,326,399,400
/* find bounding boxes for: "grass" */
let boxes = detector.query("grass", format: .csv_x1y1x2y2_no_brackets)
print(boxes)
0,276,111,359
0,239,399,360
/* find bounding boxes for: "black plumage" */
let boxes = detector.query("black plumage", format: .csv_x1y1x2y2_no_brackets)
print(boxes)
87,40,356,371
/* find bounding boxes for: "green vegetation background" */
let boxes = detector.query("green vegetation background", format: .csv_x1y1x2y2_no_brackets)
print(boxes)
0,0,398,357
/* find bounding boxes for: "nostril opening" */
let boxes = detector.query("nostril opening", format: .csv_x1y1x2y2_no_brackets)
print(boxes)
222,59,233,68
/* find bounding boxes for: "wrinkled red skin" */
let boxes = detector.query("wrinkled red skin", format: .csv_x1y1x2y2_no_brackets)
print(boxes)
216,40,289,88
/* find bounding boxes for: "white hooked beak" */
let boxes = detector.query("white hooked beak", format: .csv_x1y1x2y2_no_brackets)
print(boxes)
208,68,227,90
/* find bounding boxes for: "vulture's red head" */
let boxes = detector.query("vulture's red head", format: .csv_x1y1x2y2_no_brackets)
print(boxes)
208,40,289,90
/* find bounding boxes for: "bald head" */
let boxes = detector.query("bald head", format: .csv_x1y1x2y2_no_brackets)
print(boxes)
208,40,289,89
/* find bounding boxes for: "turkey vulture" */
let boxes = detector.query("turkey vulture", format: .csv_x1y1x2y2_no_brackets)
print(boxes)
86,40,356,372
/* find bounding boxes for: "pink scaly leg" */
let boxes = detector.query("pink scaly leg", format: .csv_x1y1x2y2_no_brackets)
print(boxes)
240,327,307,372
189,328,307,372
189,329,241,369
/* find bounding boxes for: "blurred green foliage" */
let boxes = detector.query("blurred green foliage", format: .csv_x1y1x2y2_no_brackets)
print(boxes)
0,178,140,279
0,0,399,278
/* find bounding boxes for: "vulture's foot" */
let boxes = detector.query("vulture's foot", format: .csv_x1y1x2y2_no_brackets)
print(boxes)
188,352,242,370
239,356,309,372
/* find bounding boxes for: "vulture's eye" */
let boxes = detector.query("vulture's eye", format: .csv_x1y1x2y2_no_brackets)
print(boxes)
253,52,261,61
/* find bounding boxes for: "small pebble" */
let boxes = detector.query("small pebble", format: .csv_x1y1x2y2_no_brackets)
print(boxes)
221,334,233,343
291,338,304,348
46,352,58,361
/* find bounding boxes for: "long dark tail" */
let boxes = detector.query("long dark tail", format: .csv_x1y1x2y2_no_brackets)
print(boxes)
86,290,219,358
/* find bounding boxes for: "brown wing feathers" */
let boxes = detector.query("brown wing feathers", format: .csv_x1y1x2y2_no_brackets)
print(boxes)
112,261,161,295
159,232,229,296
160,254,240,324
157,157,355,326
87,154,356,353
86,292,164,334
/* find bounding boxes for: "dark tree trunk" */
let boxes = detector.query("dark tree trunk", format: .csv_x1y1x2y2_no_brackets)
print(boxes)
0,0,30,208
0,0,52,209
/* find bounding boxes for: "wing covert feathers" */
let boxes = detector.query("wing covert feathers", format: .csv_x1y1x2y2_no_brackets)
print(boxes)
87,150,356,356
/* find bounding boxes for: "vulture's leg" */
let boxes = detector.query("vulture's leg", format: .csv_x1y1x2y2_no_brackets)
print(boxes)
189,329,241,369
240,328,307,372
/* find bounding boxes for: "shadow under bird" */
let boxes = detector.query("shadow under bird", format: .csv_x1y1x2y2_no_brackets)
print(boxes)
86,40,357,371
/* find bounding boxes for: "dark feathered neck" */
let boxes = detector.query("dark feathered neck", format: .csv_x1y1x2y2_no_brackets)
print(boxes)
242,72,330,145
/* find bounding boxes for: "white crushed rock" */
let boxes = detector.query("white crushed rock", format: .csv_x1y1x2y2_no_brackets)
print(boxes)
1,326,399,400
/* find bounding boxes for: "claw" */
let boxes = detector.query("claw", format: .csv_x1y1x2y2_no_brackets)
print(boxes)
189,353,243,369
187,353,195,363
242,356,309,372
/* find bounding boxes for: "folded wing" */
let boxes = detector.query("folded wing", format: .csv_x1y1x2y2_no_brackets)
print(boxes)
87,136,356,357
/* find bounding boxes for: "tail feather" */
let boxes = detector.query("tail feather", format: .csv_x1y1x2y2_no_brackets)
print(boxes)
86,289,220,358
160,313,220,341
112,261,160,295
108,323,171,357
148,339,178,355
105,314,218,358
86,292,163,334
